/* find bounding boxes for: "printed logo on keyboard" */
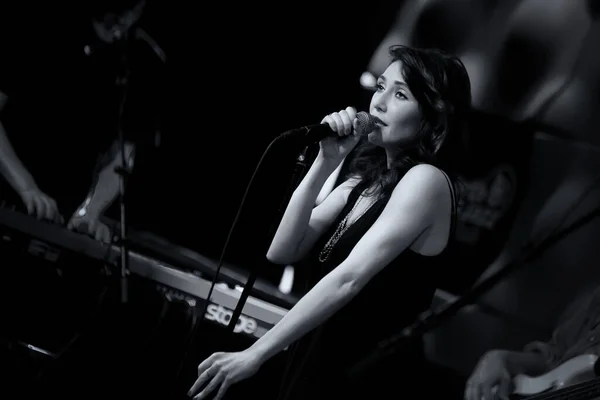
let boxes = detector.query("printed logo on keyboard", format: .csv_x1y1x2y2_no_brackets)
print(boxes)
204,303,258,336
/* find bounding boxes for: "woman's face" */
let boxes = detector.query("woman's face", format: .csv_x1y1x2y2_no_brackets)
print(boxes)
368,60,422,150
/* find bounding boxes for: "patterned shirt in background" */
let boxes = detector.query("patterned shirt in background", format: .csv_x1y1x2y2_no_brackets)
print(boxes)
524,286,600,371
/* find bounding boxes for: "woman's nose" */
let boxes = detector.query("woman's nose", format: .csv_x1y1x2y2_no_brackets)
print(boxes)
373,99,387,113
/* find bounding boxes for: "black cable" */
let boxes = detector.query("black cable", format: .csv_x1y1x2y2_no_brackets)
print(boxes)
168,132,292,395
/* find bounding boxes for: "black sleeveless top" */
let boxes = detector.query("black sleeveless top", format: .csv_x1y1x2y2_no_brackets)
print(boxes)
276,170,457,400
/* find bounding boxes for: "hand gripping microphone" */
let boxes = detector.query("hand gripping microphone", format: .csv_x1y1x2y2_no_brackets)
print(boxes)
281,111,379,143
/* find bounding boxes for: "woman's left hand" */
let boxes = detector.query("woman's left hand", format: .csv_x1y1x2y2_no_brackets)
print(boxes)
187,350,262,400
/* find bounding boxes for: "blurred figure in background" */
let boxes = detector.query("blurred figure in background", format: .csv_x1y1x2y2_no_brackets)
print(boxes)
0,0,165,241
466,284,600,400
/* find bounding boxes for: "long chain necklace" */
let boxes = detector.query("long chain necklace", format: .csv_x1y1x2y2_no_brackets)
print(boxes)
318,192,374,263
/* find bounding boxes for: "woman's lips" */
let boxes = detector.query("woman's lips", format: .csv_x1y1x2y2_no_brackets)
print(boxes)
371,115,387,126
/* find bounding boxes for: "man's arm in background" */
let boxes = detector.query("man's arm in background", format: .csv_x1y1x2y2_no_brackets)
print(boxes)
0,90,61,221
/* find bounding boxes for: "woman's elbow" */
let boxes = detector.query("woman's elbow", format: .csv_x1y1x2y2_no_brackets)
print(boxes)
266,251,281,264
266,247,299,265
266,254,297,265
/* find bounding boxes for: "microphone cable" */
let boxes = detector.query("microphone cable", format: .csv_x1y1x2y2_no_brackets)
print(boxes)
169,130,298,396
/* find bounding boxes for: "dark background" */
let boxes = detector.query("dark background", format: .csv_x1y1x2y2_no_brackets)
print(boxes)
3,1,600,398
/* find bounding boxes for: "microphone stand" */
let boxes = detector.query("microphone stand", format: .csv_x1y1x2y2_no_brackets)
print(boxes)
226,145,312,334
348,202,600,379
114,33,132,304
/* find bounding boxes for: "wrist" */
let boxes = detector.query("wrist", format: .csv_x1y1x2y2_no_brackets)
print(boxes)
12,173,38,194
83,206,103,220
247,341,275,366
496,350,534,376
75,197,102,220
314,152,340,173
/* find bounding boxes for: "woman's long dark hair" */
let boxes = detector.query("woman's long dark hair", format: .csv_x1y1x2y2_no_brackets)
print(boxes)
348,45,472,198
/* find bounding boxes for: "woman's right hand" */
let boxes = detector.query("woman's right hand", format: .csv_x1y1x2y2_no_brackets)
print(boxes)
318,106,362,162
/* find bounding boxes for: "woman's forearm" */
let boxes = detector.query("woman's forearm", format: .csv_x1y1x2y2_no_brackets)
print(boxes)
267,153,338,263
248,267,356,364
315,156,346,206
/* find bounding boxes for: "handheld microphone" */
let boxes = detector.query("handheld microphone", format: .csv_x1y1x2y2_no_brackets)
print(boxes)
281,111,378,143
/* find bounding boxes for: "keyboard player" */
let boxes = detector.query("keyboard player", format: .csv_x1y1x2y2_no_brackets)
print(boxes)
0,1,165,242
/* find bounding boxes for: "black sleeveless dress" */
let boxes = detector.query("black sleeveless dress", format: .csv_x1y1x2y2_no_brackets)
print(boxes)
276,173,457,400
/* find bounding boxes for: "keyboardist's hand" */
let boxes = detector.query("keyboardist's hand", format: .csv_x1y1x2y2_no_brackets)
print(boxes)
19,188,62,224
67,213,112,243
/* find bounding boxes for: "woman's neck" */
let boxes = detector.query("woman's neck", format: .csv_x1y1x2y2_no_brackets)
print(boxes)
385,147,404,169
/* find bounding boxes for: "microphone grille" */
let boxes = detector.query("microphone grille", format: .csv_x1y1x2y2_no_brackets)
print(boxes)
356,111,377,136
